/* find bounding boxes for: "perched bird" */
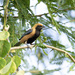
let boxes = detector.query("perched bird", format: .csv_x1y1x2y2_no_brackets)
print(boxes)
14,23,44,46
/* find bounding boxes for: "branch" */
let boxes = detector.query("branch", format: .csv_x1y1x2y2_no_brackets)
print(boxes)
10,45,34,51
44,44,75,63
1,6,75,19
10,44,75,63
3,0,9,30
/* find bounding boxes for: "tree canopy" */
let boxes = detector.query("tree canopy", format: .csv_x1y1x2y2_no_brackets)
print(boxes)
0,0,75,75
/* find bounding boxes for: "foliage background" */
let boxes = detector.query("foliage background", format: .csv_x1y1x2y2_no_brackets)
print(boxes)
0,0,75,75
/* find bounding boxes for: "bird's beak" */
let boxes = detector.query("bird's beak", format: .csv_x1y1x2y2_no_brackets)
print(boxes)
42,26,45,28
42,26,45,30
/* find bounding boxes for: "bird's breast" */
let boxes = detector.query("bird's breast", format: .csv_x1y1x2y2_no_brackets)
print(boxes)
27,30,40,44
34,30,40,37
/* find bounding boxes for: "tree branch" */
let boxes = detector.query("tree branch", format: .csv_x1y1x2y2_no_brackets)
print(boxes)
10,45,34,51
10,44,75,63
44,44,75,63
3,0,9,30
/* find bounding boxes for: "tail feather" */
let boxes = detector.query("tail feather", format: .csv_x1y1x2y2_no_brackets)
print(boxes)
14,42,21,46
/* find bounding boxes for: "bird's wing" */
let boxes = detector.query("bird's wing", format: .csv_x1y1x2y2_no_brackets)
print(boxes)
19,29,32,40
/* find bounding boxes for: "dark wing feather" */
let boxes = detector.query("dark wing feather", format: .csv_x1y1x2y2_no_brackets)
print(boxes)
19,29,32,40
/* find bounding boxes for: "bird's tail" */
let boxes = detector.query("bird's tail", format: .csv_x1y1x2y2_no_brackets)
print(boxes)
14,42,21,46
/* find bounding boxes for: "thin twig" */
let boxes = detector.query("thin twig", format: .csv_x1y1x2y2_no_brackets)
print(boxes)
10,44,75,63
44,44,75,63
3,0,9,30
10,45,34,51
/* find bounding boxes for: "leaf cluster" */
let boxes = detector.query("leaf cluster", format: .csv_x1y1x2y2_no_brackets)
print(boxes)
0,30,21,75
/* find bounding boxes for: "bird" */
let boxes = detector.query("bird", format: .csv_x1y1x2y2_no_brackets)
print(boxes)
14,23,44,46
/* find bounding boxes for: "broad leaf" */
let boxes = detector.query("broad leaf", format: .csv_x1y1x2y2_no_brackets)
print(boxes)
0,31,10,40
9,61,16,73
13,56,21,68
0,60,12,74
0,57,6,70
0,40,11,57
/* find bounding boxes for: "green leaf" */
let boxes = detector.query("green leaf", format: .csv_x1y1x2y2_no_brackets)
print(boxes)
15,0,30,8
38,0,41,3
0,60,12,74
13,56,21,68
65,53,69,58
0,57,6,70
9,61,16,73
0,56,20,75
0,40,11,57
69,64,75,71
1,60,17,75
43,49,48,56
6,57,11,65
0,57,17,75
0,57,11,75
0,31,10,40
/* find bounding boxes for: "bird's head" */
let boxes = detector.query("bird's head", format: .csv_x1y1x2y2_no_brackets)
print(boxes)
32,23,44,31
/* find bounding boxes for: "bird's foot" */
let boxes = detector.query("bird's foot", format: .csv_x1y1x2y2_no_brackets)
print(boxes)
29,45,34,49
30,43,37,45
27,44,34,49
